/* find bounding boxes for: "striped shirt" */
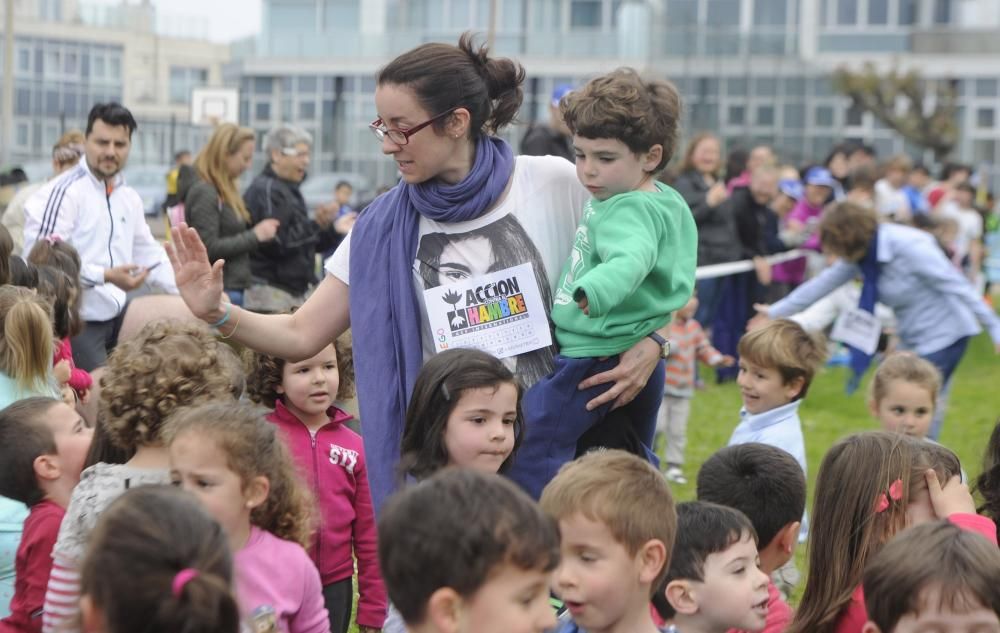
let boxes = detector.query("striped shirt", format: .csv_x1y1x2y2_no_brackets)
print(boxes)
664,317,724,398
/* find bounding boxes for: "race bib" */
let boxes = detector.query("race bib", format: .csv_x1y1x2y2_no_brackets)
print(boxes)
830,307,880,356
423,263,552,359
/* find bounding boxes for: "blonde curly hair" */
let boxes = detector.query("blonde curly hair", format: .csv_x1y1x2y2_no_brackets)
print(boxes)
99,320,239,452
244,331,355,410
163,402,316,548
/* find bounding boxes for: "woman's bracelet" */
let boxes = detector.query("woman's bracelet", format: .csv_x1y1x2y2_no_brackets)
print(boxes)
209,303,231,329
220,307,242,340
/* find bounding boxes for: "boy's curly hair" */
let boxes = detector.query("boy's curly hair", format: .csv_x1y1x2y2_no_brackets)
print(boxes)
244,331,355,409
163,402,316,547
99,320,238,452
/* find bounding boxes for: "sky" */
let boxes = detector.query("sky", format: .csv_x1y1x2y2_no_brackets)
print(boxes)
89,0,263,43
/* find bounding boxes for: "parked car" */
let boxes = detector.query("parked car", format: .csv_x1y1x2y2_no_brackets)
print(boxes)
124,165,170,216
300,172,373,214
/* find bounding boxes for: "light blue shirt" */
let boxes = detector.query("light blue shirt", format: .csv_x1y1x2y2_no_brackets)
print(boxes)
729,400,809,541
0,496,28,618
770,223,1000,355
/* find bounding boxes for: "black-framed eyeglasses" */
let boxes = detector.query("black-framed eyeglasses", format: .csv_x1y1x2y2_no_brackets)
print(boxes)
369,109,456,146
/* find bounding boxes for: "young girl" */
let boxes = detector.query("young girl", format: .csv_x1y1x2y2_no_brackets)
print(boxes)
165,402,330,633
399,347,524,481
975,416,1000,524
42,320,239,633
28,238,91,403
788,431,996,633
0,285,61,409
245,335,385,633
79,485,240,633
868,352,941,438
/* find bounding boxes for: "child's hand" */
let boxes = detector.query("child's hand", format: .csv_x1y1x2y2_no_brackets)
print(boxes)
717,355,736,368
577,295,590,315
78,388,91,405
925,469,975,518
54,359,72,384
747,304,771,331
60,385,77,406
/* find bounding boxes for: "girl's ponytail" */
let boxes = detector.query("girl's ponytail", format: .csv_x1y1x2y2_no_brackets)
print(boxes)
0,286,53,391
458,32,525,134
81,486,240,633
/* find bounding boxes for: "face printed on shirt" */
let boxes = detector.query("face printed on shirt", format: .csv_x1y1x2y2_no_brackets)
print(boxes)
737,359,803,415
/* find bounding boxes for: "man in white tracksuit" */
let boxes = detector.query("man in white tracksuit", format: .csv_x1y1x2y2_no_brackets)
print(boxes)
23,102,178,370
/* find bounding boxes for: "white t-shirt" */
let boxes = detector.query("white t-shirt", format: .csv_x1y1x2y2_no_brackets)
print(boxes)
940,204,983,262
874,179,912,221
326,155,589,388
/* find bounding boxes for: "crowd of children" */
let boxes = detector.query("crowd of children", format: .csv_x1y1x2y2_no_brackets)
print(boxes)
0,46,999,633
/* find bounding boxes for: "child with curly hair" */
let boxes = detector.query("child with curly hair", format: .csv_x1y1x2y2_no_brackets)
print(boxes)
246,333,385,633
40,320,239,633
166,401,330,633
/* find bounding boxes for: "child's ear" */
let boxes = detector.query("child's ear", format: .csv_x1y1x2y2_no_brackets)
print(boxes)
637,539,668,585
868,398,880,418
80,595,104,633
861,622,883,633
33,453,61,482
784,376,806,401
244,476,270,510
426,587,462,633
665,579,699,616
642,144,664,173
778,521,801,555
275,384,285,395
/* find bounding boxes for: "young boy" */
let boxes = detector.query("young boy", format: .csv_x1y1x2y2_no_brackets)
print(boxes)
862,519,1000,633
377,468,560,633
729,319,824,542
514,67,698,499
0,398,92,632
658,294,734,483
657,501,771,633
540,450,676,633
696,443,806,633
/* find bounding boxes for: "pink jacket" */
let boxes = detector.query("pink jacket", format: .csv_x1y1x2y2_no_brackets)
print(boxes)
53,338,91,394
772,199,823,285
831,513,997,633
267,402,387,628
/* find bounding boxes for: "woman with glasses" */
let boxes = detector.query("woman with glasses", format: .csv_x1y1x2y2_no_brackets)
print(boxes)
167,33,668,517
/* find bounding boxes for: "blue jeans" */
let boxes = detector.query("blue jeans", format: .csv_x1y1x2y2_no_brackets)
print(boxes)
225,289,245,306
693,276,726,329
922,336,969,440
508,355,665,499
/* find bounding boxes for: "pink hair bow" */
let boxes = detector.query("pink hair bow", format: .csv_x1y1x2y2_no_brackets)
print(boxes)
43,235,62,245
874,478,903,514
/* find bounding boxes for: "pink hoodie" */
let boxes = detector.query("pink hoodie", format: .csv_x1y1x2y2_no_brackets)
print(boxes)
267,401,387,628
772,198,823,285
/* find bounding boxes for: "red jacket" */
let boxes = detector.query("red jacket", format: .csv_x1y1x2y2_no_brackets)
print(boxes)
266,402,387,628
1,500,63,633
831,513,998,633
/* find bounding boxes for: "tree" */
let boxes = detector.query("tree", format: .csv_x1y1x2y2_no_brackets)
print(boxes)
832,63,959,161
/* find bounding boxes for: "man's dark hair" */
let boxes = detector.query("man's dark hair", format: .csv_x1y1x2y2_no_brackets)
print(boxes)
174,150,191,162
653,502,757,619
378,469,560,625
86,102,138,138
334,180,352,191
847,142,876,159
697,443,806,549
912,163,931,177
940,161,971,181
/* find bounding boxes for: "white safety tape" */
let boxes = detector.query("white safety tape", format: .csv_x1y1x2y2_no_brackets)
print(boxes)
694,249,806,280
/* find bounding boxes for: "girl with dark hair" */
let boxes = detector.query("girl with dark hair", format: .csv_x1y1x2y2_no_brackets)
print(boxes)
168,33,668,514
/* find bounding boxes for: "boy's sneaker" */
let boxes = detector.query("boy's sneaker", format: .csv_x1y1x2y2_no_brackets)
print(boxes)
665,466,687,484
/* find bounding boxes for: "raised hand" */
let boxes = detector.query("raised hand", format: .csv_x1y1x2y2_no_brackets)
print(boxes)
165,223,226,322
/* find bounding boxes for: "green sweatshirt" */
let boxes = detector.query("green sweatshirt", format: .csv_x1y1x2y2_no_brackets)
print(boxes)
551,182,698,357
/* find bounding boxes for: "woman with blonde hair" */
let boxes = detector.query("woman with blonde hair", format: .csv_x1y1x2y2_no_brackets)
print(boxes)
181,123,279,305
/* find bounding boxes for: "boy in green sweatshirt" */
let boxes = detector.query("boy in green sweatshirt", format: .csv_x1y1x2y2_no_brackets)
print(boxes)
510,68,698,499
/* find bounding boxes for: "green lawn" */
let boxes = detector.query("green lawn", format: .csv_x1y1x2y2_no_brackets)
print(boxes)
665,330,1000,604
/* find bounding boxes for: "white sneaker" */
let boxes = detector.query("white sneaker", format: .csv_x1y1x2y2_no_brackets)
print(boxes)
665,467,687,484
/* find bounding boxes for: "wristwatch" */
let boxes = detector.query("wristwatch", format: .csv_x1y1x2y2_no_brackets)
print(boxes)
647,332,671,359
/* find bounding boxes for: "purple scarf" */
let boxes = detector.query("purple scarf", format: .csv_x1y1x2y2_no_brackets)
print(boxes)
348,136,514,512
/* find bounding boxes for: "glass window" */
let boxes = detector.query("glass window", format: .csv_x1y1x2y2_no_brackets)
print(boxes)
727,77,747,96
695,77,719,98
976,108,995,129
108,57,121,79
898,0,918,24
753,0,787,25
783,76,805,96
240,100,249,124
837,0,858,25
254,77,274,94
255,101,271,120
45,90,59,116
975,79,998,97
691,103,719,131
298,76,317,93
846,102,864,126
666,0,698,25
323,76,335,92
932,0,950,24
783,103,806,128
973,139,996,164
299,100,316,119
753,77,777,96
169,66,208,105
570,0,601,27
815,104,834,126
756,105,775,126
707,0,741,26
867,0,888,25
16,122,28,146
16,48,30,72
14,88,30,115
728,105,745,124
